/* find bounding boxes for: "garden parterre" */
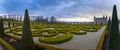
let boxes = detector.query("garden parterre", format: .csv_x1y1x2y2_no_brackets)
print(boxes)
5,23,103,44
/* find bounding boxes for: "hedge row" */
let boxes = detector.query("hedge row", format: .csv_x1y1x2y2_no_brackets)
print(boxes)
0,38,15,50
70,30,87,35
42,32,58,37
83,29,98,32
39,32,73,44
8,30,59,37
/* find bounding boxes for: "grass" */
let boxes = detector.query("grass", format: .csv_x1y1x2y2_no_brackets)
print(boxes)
0,38,15,50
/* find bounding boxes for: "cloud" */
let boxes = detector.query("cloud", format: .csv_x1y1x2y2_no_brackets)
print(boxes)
0,0,119,22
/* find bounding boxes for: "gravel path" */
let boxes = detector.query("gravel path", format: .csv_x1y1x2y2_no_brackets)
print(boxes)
0,45,4,50
33,26,106,50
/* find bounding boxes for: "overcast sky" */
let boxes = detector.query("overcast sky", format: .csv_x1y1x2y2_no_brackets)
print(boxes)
0,0,119,22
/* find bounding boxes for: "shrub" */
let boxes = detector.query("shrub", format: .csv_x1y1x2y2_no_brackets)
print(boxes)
71,31,87,35
0,38,15,50
0,17,5,37
83,29,98,32
12,31,22,36
42,31,59,37
39,32,73,44
19,9,35,50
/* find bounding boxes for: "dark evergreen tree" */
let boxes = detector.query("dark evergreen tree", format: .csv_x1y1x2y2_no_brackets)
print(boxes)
0,17,5,37
107,17,111,34
12,19,14,27
108,5,120,50
19,9,35,50
8,21,10,28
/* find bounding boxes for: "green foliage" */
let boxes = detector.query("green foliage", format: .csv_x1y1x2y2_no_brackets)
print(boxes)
70,30,87,35
108,5,120,50
8,21,11,28
6,20,103,45
39,32,73,44
83,29,98,32
19,9,35,50
0,38,15,50
0,17,5,37
42,30,59,37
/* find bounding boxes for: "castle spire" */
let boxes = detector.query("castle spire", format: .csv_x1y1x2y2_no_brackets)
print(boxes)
94,15,96,19
103,14,105,18
106,14,108,19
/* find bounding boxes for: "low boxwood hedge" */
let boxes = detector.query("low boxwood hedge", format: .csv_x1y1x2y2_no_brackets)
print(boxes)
42,33,58,37
72,31,87,35
83,29,98,32
32,34,42,37
42,31,59,37
0,38,15,50
10,29,59,37
39,32,73,44
12,31,22,36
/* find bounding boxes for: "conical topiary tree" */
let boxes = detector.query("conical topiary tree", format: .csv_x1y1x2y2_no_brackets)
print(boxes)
8,21,10,28
0,17,5,37
108,5,120,50
107,17,111,34
19,9,35,50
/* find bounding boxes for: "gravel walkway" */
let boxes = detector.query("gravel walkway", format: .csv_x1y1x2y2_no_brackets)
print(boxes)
0,45,4,50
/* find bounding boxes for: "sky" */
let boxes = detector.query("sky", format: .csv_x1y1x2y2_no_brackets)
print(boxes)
0,0,120,22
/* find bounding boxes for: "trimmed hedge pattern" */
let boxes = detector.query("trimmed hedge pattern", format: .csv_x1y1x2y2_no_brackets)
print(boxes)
5,24,103,44
83,29,98,32
0,38,15,50
39,32,73,44
70,30,87,35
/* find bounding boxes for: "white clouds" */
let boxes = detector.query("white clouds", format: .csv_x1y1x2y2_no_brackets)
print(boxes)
56,0,117,22
57,17,93,22
0,0,119,22
58,1,76,9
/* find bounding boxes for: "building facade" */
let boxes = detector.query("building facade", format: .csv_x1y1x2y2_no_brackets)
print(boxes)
50,16,57,22
34,16,48,22
94,15,108,24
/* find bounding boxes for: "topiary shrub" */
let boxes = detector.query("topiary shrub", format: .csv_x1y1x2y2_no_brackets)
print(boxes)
0,17,5,37
19,9,35,50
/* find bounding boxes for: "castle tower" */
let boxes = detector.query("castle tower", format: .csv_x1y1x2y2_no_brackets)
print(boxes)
103,14,105,18
94,15,96,19
106,15,108,19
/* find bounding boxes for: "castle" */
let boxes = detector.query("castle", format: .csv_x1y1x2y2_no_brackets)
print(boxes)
94,15,108,24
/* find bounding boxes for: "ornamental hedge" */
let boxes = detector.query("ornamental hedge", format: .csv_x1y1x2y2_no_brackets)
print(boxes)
39,32,73,44
83,29,98,32
42,31,59,37
0,38,15,50
70,30,87,35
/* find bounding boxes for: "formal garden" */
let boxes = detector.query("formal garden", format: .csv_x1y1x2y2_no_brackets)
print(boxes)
0,9,104,50
0,5,119,50
5,23,103,44
1,18,105,50
0,9,106,50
